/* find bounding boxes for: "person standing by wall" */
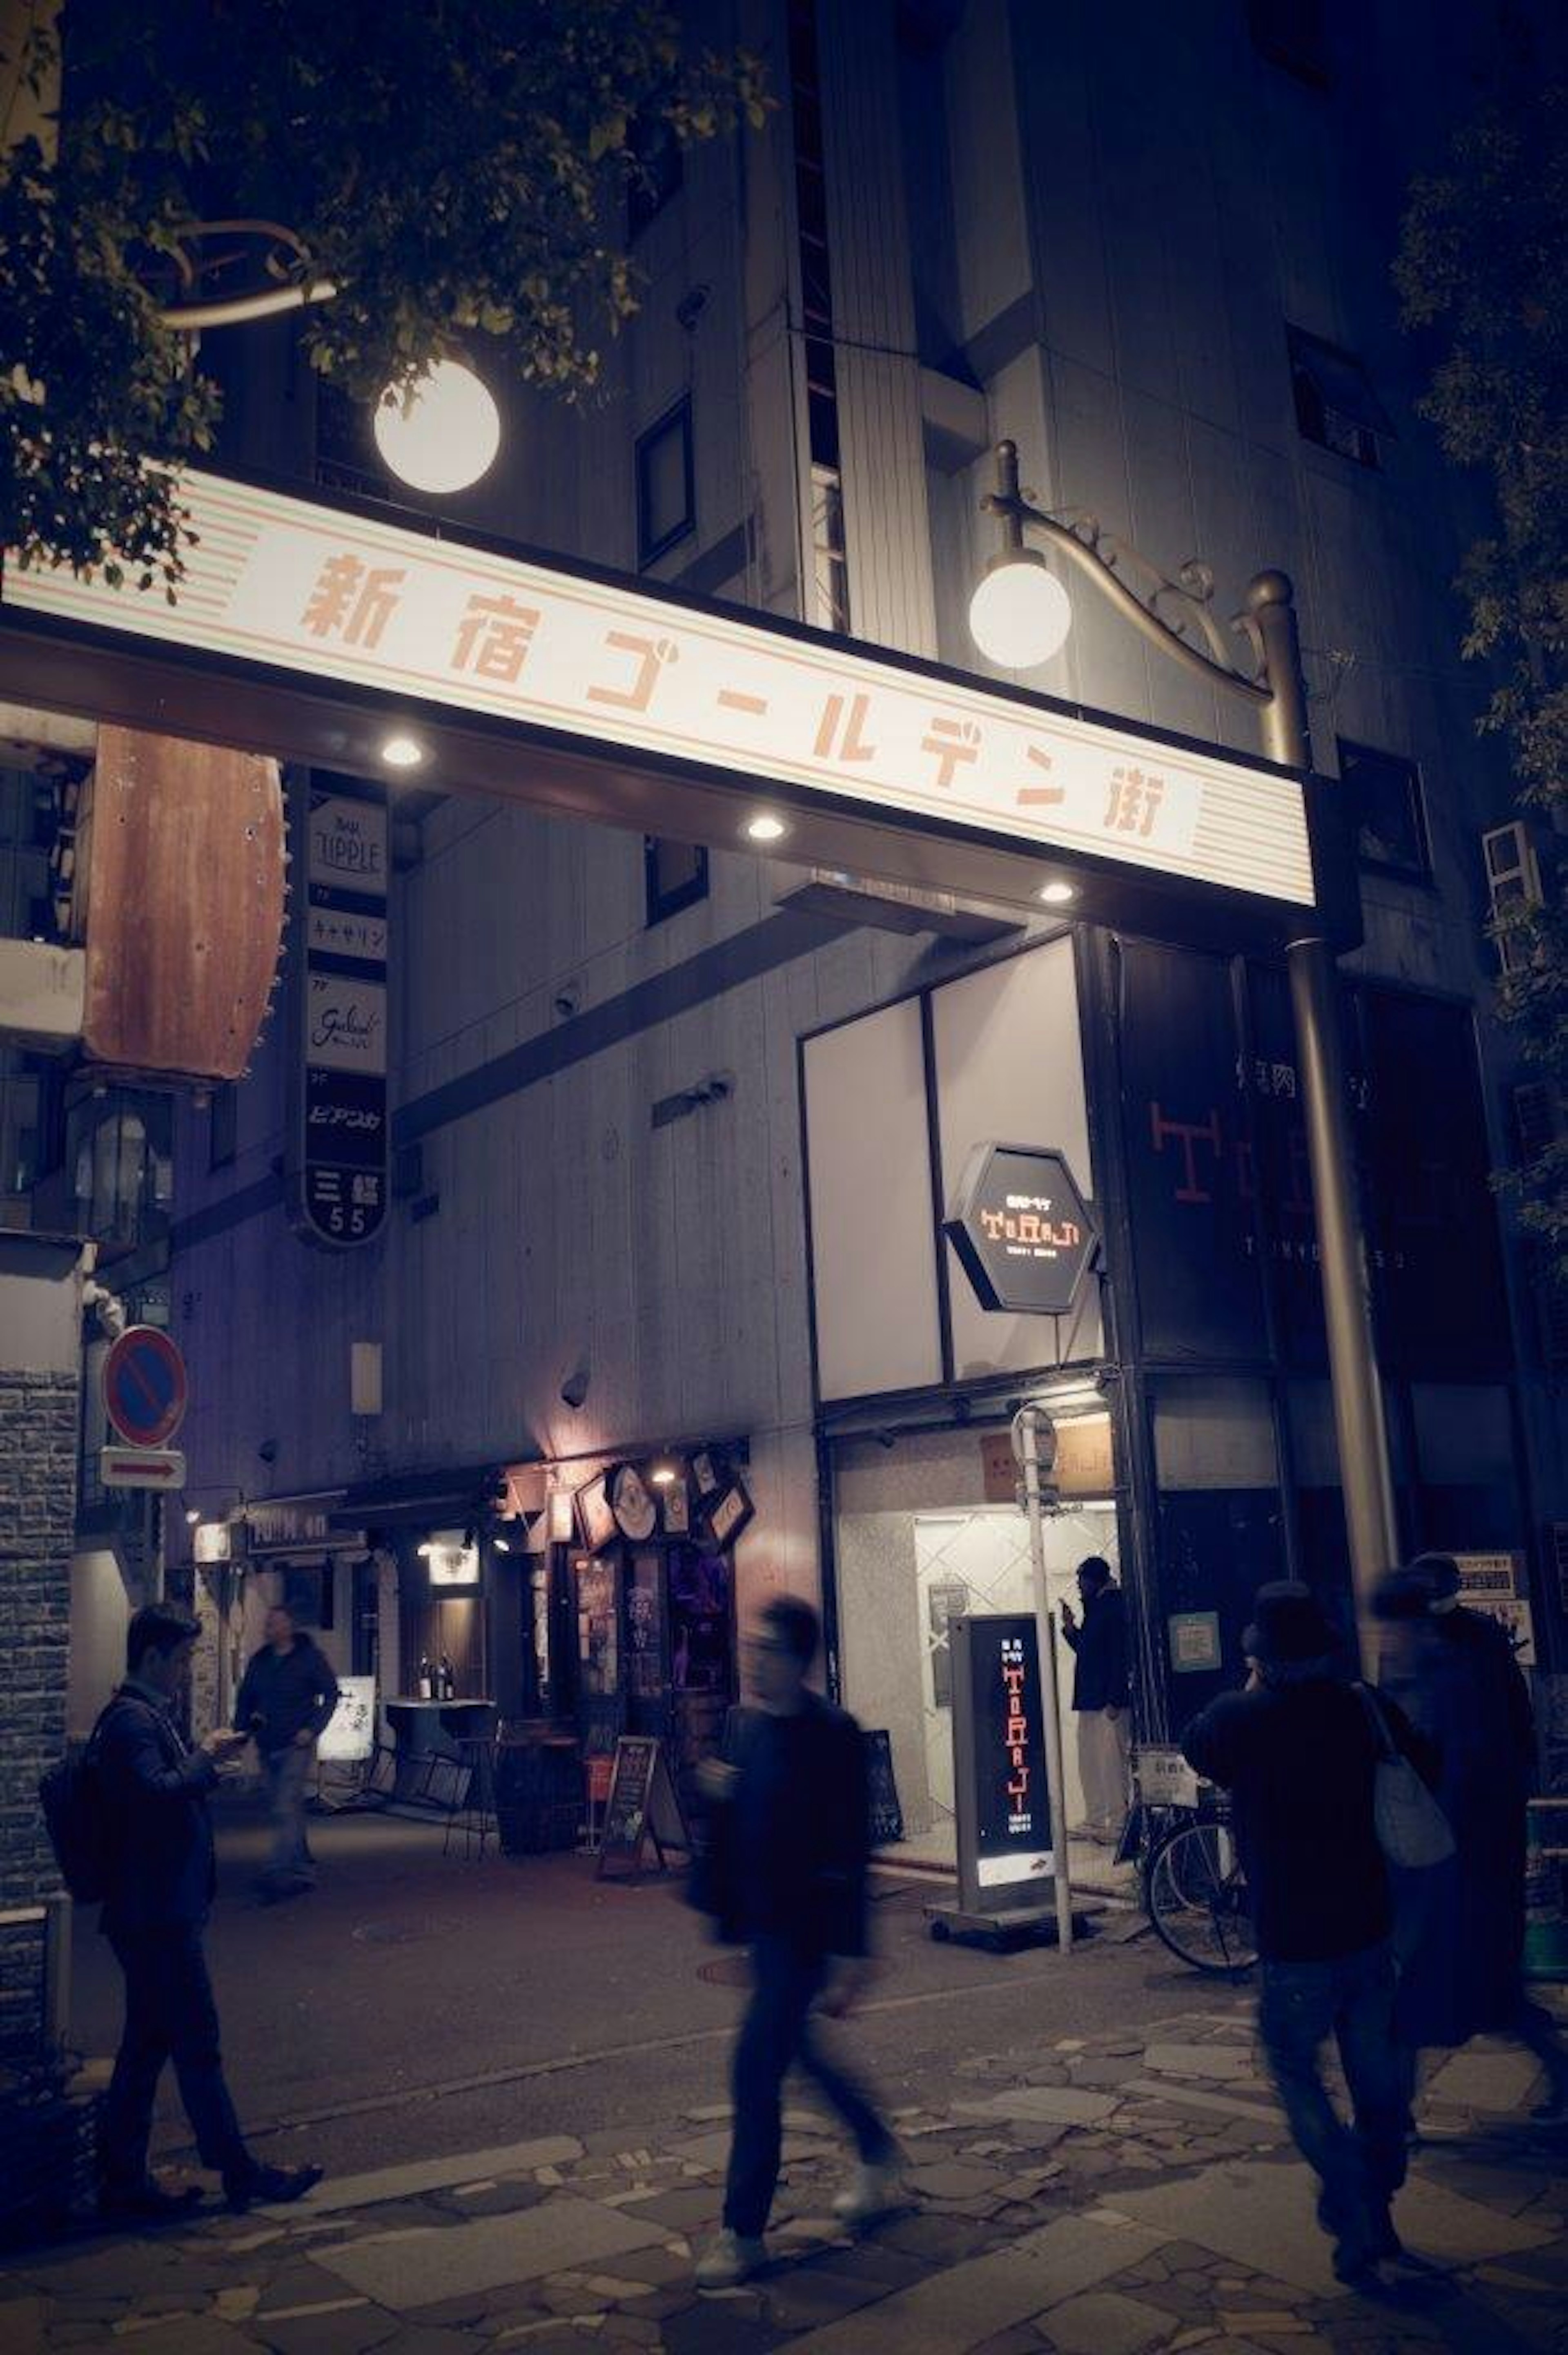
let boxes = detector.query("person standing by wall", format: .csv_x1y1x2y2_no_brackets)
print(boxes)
96,1603,322,2219
1183,1581,1433,2284
235,1602,339,1901
690,1595,899,2289
1060,1555,1131,1844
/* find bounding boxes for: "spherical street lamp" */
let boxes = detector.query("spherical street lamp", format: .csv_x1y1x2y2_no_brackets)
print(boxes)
373,359,501,496
967,549,1073,669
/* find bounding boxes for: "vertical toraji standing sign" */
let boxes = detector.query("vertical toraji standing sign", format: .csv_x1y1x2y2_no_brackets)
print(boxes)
286,776,390,1247
951,1613,1054,1914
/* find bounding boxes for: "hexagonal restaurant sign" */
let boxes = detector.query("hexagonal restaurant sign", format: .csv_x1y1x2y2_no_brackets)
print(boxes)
944,1142,1098,1316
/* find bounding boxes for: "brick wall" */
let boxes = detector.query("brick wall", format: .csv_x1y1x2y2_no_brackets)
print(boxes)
0,1367,78,2058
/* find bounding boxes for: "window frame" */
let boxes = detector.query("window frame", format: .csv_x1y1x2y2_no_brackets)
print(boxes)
644,835,710,928
1337,737,1433,885
635,397,697,569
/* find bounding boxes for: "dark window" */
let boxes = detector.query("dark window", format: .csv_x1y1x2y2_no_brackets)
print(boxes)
645,836,709,927
315,379,395,504
1247,0,1330,85
1339,740,1430,881
1287,327,1392,470
635,398,696,566
628,117,684,236
209,1082,238,1171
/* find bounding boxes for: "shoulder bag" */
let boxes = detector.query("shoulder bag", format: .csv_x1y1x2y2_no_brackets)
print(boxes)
1355,1683,1455,1870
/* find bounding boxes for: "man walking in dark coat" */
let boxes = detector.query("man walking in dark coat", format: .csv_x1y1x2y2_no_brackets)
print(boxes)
96,1603,323,2221
693,1596,898,2288
1184,1582,1432,2283
1374,1552,1568,2121
1060,1555,1131,1843
236,1601,339,1899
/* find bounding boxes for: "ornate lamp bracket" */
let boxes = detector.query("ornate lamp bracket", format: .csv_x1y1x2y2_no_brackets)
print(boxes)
981,441,1271,708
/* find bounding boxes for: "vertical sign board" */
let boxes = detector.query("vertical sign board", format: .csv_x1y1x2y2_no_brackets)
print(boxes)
951,1615,1053,1915
287,779,390,1247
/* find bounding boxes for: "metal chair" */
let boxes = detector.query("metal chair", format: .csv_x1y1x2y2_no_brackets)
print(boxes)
443,1726,501,1859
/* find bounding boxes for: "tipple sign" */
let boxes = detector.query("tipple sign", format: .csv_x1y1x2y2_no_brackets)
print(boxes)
945,1143,1098,1317
2,468,1318,913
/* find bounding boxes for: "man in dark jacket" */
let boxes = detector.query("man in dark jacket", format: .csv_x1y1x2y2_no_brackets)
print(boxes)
1374,1552,1568,2121
97,1603,322,2220
235,1603,339,1899
1184,1582,1433,2284
1060,1555,1131,1842
693,1596,898,2288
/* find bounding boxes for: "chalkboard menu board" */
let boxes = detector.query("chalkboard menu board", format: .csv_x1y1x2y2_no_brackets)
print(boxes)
864,1729,904,1847
597,1736,690,1880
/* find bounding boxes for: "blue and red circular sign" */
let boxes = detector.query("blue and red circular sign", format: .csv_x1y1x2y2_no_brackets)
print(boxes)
102,1325,189,1449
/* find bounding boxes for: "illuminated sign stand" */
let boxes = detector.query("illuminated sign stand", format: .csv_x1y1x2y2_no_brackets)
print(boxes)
928,1612,1079,1951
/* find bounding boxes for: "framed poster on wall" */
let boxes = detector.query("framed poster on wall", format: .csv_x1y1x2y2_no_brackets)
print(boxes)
576,1474,617,1553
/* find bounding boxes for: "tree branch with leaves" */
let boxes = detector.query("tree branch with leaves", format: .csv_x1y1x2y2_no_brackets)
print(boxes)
1394,38,1568,1291
1,0,769,590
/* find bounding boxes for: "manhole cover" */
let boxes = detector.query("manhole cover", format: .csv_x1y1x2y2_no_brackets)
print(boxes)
697,1957,751,1987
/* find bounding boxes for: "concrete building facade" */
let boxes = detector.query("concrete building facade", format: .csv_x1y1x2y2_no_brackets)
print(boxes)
83,0,1562,1838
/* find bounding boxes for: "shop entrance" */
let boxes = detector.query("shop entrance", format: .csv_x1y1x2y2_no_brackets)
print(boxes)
570,1538,736,1808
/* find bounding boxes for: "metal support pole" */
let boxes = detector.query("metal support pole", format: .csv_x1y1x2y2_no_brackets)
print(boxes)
43,1891,72,2054
1246,574,1400,1648
1015,1405,1074,1952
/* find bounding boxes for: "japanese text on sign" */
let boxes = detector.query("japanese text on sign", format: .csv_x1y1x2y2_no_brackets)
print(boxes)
5,470,1318,909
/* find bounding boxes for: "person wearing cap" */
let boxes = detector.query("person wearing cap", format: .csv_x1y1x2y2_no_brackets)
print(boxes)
1374,1552,1568,2124
1183,1581,1433,2284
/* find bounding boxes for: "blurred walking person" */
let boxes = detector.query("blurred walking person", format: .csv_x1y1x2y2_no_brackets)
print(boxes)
1184,1582,1434,2283
236,1602,339,1900
691,1596,898,2288
1374,1552,1568,2124
1060,1555,1131,1843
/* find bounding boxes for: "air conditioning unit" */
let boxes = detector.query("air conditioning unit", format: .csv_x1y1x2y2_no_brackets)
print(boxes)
1482,821,1544,975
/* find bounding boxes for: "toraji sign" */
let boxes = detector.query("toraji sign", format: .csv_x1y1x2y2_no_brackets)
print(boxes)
2,469,1318,919
945,1142,1098,1316
286,781,390,1248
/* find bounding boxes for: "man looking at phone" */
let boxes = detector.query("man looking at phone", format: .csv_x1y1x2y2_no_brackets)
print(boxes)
95,1603,322,2221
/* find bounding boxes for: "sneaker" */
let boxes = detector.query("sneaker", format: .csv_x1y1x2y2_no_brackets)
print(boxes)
694,2228,766,2287
98,2178,201,2226
224,2161,323,2213
832,2154,902,2223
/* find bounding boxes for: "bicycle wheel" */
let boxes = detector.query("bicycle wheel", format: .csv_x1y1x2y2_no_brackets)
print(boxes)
1146,1820,1258,1975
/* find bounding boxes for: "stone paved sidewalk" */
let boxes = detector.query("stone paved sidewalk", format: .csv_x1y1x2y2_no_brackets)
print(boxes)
3,1995,1565,2355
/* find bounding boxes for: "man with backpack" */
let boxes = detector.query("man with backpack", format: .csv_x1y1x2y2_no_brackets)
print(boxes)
91,1603,323,2221
1183,1581,1435,2286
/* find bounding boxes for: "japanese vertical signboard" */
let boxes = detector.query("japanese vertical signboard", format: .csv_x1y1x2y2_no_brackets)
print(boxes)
287,779,389,1247
951,1614,1054,1913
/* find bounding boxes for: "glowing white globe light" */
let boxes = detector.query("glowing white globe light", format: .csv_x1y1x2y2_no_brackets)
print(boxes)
372,359,501,496
968,555,1073,669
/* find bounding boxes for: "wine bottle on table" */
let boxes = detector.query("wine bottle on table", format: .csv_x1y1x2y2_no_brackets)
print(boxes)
440,1653,455,1699
417,1655,433,1700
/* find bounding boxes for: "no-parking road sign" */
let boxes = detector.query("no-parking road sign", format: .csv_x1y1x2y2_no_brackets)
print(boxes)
102,1325,189,1450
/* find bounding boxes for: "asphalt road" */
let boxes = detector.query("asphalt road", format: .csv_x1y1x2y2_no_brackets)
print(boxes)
71,1800,1221,2179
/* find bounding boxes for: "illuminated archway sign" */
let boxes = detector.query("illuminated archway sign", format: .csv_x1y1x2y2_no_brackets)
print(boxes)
0,467,1347,954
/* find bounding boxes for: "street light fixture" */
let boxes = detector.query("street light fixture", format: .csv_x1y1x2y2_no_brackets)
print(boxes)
968,549,1072,669
973,438,1397,1654
373,359,501,497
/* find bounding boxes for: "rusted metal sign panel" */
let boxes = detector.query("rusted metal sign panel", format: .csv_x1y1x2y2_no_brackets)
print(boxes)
77,726,284,1082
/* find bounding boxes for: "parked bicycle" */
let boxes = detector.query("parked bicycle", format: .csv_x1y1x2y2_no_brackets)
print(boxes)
1133,1751,1257,1977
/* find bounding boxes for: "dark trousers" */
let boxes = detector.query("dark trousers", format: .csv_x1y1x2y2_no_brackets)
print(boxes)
101,1926,249,2188
1258,1940,1407,2261
723,1935,890,2238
